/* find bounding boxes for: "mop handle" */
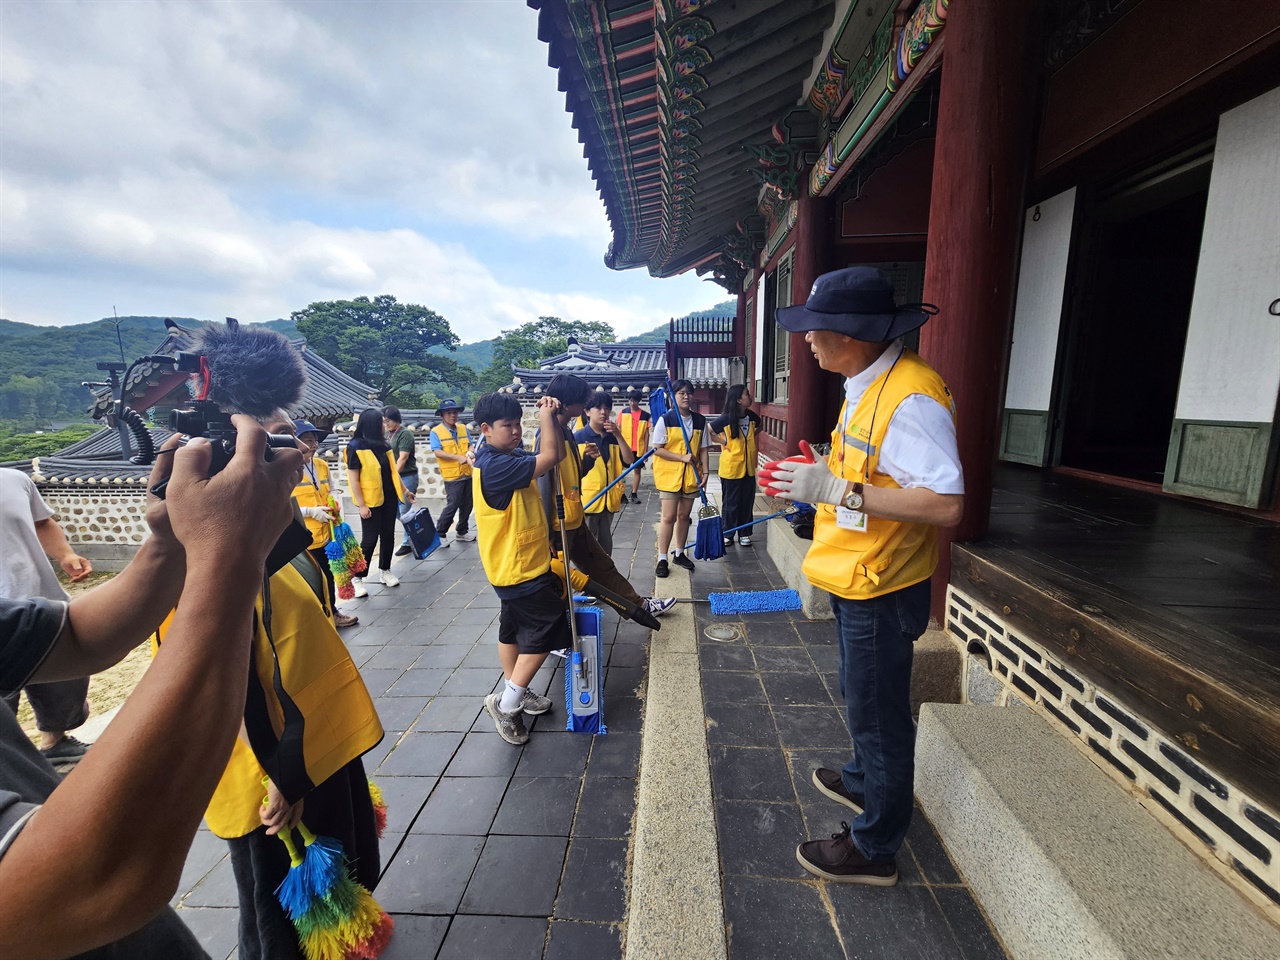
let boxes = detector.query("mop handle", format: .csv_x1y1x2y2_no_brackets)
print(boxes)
552,465,579,649
664,379,708,506
583,447,656,511
681,508,797,550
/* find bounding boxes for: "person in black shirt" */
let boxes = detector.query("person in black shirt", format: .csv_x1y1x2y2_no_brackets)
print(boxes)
346,407,414,591
709,384,763,546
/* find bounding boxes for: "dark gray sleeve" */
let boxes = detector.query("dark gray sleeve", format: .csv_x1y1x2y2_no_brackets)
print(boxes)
0,596,68,698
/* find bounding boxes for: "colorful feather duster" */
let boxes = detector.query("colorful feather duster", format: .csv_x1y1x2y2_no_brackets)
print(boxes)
367,780,387,838
276,822,394,960
324,502,367,600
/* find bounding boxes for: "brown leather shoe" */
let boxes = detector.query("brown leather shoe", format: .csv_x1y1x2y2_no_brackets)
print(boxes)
797,822,897,885
812,768,865,813
334,612,359,628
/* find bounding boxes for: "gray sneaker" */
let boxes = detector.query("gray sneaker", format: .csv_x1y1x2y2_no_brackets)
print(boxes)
519,689,553,716
484,693,529,745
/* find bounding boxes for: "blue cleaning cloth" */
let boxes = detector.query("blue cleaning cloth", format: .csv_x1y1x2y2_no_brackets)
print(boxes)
708,589,802,615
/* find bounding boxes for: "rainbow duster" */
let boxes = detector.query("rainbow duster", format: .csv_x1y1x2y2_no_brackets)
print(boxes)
276,822,394,960
324,508,368,600
367,780,387,838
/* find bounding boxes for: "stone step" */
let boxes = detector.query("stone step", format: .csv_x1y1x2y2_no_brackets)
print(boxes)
915,703,1280,960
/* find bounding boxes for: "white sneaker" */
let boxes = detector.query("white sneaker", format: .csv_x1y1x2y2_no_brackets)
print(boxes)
456,530,477,542
643,597,677,617
379,571,400,587
739,536,753,547
437,537,452,548
352,578,368,598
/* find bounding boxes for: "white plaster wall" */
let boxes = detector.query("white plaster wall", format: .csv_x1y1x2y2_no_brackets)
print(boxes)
1004,188,1076,412
753,273,767,391
1174,86,1280,423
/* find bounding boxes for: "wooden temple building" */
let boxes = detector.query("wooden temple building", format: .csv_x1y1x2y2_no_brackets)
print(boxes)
528,0,1280,943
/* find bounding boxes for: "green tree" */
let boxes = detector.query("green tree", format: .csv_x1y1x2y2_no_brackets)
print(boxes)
292,295,461,404
478,316,617,392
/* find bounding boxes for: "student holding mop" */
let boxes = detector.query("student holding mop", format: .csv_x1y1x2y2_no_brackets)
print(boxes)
710,384,762,548
473,392,570,745
575,391,634,554
760,266,963,887
538,374,676,619
652,379,711,577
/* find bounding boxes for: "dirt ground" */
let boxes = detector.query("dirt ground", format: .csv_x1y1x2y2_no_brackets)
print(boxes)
13,571,153,745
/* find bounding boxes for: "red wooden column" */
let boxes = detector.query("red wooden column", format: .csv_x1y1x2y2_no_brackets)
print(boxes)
917,0,1037,615
786,188,835,454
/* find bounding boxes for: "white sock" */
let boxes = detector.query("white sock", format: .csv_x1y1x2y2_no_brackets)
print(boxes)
671,548,684,558
498,680,525,713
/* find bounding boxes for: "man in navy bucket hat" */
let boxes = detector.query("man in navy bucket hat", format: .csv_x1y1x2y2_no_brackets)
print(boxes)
758,266,965,885
428,399,476,546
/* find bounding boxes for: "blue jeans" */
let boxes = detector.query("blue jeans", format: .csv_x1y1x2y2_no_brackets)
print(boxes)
398,473,419,545
831,578,931,862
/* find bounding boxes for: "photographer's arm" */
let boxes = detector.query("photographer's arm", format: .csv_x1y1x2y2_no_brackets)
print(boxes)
0,418,302,960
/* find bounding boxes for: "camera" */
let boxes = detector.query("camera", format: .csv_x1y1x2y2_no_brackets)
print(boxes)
150,399,298,500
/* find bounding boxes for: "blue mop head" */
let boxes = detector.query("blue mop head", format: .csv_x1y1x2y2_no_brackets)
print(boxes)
693,513,725,560
708,589,802,615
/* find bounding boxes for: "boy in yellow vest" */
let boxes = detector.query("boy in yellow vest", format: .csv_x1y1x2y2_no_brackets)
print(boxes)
428,398,476,546
763,266,964,886
473,392,568,745
617,389,651,503
575,391,634,554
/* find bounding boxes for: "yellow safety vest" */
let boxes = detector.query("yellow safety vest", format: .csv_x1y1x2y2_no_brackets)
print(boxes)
474,455,553,587
293,458,333,547
717,415,759,480
802,350,955,600
652,411,706,494
540,427,584,531
153,560,383,839
350,446,406,508
580,436,627,514
431,423,472,481
617,409,651,455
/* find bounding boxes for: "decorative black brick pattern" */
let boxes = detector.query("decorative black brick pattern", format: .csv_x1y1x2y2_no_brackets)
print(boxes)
1046,661,1085,693
1120,741,1180,793
1149,791,1216,848
1233,859,1280,907
1069,699,1111,739
1193,796,1271,864
1023,663,1062,701
1244,805,1280,845
1095,696,1148,740
1160,745,1229,800
1043,702,1081,735
1088,739,1135,781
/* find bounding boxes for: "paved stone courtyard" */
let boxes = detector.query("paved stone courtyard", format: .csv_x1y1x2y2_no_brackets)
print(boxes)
167,490,1006,959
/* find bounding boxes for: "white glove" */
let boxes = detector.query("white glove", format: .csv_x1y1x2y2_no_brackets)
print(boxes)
301,505,336,521
759,441,848,506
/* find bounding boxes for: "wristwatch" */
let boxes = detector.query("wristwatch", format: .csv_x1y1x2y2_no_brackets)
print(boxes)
841,482,864,511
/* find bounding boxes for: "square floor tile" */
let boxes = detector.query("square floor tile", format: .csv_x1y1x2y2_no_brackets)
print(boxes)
181,856,238,908
358,668,404,698
445,731,524,778
603,667,645,698
459,834,568,916
175,906,238,960
771,705,850,749
702,669,767,703
933,886,1008,959
607,644,648,668
412,645,475,669
372,776,440,836
440,668,505,698
586,732,641,778
377,731,464,778
709,745,796,803
365,646,427,671
377,834,485,914
411,776,508,836
603,696,643,732
375,697,427,733
722,876,845,960
173,830,228,903
705,702,779,747
829,882,964,960
380,915,450,960
906,809,962,885
573,777,636,838
699,643,757,671
553,837,627,922
752,646,817,672
415,696,483,733
716,799,807,878
436,915,547,960
385,668,451,698
545,920,622,960
762,672,832,708
491,777,580,837
515,733,591,778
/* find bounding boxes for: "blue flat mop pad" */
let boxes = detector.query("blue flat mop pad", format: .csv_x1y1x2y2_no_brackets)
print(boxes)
708,589,802,615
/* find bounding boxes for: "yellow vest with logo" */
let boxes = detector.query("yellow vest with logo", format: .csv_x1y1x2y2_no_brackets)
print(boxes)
153,560,383,839
293,458,333,547
431,423,472,481
351,446,406,508
717,415,759,480
617,410,651,455
474,454,553,587
802,350,954,600
541,427,584,531
580,437,626,514
652,411,705,494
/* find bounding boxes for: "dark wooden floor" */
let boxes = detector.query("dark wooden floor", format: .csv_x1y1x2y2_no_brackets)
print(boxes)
987,465,1280,654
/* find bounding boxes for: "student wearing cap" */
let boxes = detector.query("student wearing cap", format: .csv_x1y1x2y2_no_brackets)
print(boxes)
428,399,476,546
291,420,359,628
760,266,964,886
383,406,420,557
617,389,651,504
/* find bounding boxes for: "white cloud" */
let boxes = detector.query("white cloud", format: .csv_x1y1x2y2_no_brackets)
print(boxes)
0,0,731,337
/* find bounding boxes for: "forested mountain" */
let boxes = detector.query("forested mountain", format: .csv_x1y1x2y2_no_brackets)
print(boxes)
618,300,736,344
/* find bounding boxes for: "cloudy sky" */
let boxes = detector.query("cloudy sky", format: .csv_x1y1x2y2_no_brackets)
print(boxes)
0,0,728,340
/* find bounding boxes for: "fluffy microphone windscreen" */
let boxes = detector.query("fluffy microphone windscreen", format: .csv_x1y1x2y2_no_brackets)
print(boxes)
196,322,308,418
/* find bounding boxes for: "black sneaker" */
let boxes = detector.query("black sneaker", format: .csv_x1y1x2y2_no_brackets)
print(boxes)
655,559,669,578
395,544,413,556
812,768,865,814
796,822,898,885
41,736,89,764
631,493,642,504
672,552,695,572
483,693,529,745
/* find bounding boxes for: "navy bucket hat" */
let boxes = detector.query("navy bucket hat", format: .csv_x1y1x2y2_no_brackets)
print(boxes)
776,266,938,342
436,398,463,415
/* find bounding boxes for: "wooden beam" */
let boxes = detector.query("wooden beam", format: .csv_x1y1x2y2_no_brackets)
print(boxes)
952,541,1280,806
